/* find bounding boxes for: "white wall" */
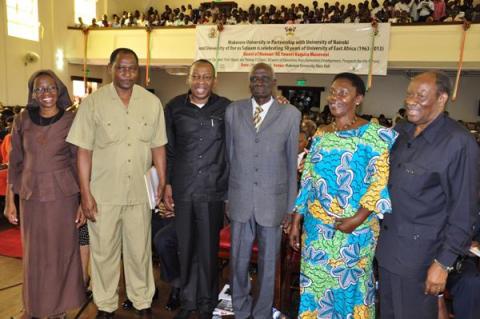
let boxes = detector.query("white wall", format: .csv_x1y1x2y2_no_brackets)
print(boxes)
0,0,76,106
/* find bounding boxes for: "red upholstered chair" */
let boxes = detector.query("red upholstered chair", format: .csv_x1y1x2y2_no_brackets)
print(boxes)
217,224,282,307
218,224,259,261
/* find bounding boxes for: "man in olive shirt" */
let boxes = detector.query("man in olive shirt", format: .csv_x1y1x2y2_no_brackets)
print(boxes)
163,59,230,319
67,48,167,319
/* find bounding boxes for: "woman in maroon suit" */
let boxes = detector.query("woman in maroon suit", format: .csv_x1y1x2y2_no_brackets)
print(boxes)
4,70,85,318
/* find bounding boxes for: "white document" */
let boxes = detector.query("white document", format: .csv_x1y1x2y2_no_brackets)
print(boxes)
144,166,159,210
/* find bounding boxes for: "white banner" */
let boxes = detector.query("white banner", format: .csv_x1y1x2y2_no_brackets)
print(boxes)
196,24,391,75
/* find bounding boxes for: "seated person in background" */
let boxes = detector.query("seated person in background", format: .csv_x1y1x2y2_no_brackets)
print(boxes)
152,203,180,311
444,222,480,319
417,0,434,21
301,119,317,148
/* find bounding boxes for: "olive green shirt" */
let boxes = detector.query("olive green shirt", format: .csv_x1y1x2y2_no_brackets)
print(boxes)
67,83,167,205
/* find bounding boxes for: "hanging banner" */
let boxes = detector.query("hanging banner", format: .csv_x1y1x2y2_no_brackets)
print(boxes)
196,24,391,75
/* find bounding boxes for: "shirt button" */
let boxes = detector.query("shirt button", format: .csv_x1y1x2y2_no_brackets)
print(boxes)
254,154,259,158
254,182,258,186
198,170,202,174
413,234,420,240
199,137,203,141
255,168,258,172
127,126,131,130
128,143,131,147
128,175,131,179
199,155,203,159
128,159,131,163
126,111,129,114
255,138,259,143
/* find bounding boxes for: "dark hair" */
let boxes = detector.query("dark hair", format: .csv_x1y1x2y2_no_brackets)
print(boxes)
1,109,15,122
332,72,366,96
190,59,216,77
109,48,139,65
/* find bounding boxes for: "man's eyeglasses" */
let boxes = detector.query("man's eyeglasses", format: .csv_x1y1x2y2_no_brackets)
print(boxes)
33,86,57,94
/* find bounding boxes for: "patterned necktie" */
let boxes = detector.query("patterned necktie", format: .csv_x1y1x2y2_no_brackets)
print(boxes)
253,105,263,131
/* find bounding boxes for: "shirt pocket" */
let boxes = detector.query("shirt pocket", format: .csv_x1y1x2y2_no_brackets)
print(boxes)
210,115,224,139
398,162,430,196
96,120,120,148
135,118,155,142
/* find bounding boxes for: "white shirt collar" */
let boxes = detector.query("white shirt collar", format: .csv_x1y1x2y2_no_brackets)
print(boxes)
252,96,274,117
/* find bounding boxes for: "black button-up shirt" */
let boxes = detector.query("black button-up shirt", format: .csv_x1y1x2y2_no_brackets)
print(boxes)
165,93,231,201
377,113,479,273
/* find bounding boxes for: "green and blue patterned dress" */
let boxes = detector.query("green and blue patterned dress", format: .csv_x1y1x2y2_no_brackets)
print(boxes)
294,122,397,319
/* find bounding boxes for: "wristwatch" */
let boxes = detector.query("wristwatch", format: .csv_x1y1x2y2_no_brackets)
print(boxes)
433,259,454,273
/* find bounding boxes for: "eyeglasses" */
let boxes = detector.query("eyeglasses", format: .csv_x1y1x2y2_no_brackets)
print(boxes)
190,74,214,82
249,75,273,83
33,86,57,94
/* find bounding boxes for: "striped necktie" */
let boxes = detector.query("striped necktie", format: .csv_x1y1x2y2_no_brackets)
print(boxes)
253,105,263,131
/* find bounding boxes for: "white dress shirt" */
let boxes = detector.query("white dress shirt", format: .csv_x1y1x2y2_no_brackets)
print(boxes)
251,96,274,129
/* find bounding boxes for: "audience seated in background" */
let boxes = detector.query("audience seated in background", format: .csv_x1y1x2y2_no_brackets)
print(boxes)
73,0,477,29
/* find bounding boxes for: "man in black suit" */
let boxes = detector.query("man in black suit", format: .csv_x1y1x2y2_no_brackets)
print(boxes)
163,59,230,319
376,71,479,319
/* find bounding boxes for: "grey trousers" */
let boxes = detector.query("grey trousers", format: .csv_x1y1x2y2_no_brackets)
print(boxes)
230,216,281,319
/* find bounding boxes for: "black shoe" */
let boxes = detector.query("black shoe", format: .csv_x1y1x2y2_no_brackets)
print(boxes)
165,287,181,311
96,310,114,319
173,309,193,319
135,307,152,318
122,298,133,310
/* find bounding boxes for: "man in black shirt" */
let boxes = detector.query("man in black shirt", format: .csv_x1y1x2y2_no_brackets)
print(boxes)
376,71,479,319
163,59,230,319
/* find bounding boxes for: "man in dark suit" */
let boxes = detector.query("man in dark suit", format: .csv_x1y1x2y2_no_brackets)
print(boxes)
376,71,479,319
225,63,300,319
163,59,231,319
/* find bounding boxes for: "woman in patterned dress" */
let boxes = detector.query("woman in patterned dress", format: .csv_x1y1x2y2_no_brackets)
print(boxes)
289,73,397,319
